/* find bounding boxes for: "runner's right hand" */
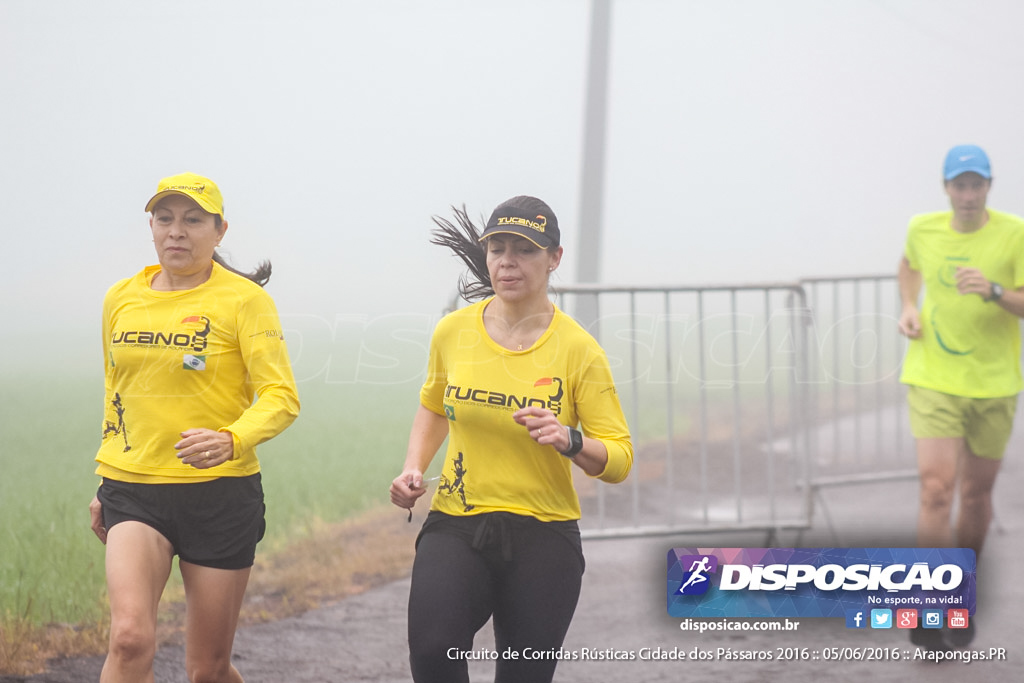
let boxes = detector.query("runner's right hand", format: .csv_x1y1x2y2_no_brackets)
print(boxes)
390,470,427,510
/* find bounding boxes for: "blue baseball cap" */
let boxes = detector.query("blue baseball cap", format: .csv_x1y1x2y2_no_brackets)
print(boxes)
943,145,991,181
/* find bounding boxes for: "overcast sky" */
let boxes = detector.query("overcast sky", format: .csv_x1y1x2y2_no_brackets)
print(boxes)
4,0,1024,372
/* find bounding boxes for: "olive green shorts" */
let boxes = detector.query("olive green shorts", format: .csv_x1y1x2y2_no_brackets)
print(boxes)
907,385,1018,459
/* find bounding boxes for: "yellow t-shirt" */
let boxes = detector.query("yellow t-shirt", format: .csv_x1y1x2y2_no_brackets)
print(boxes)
420,299,633,522
900,209,1024,398
95,263,300,482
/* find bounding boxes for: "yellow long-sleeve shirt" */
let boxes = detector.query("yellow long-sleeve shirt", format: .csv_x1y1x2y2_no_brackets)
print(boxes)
420,299,632,522
96,263,299,482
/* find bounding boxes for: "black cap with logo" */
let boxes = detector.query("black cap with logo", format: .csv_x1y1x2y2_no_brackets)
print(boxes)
478,196,560,249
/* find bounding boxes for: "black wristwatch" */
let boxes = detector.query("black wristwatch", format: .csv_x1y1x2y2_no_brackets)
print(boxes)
986,282,1004,302
560,426,584,458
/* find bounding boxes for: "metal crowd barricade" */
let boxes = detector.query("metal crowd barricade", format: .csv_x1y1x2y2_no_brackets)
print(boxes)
548,275,915,542
548,282,816,542
797,275,916,539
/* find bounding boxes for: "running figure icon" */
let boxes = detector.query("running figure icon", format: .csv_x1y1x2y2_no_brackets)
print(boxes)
678,556,712,593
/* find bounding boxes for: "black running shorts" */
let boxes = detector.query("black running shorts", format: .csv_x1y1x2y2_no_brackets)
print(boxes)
97,474,266,570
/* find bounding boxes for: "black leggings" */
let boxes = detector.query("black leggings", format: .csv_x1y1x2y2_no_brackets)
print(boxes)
408,512,585,683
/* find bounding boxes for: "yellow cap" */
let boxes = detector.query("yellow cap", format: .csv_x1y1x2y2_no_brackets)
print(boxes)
144,172,224,218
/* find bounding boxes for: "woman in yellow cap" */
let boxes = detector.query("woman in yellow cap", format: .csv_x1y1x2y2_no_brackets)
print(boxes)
390,196,632,683
88,172,300,682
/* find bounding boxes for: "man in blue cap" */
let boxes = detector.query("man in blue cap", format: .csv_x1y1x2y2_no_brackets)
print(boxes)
898,145,1024,650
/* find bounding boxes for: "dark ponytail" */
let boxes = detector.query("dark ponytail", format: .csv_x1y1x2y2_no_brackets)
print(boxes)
213,251,272,287
430,205,492,302
212,215,272,287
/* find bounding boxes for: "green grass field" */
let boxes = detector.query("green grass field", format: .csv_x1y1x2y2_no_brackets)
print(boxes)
1,373,108,625
0,367,422,627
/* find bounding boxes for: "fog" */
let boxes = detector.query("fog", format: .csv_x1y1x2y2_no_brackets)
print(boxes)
4,0,1024,372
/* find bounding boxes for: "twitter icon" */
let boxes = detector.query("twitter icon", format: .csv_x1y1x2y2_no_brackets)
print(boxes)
870,609,892,629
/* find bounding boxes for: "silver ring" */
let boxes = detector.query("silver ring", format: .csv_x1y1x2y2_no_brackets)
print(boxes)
204,451,210,459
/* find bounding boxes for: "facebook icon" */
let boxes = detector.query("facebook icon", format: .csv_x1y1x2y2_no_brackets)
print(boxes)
845,609,867,629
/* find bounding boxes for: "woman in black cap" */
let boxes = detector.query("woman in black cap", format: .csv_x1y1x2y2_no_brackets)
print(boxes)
390,195,632,683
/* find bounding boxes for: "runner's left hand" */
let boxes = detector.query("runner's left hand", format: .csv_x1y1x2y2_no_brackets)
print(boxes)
176,428,235,468
513,407,569,452
955,267,993,298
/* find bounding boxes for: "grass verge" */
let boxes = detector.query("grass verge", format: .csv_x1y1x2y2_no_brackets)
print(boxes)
0,505,416,676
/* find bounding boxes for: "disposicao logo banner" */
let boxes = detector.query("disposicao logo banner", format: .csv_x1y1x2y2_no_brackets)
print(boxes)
667,548,975,619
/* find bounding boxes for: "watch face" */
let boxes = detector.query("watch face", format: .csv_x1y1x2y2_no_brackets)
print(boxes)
563,427,584,457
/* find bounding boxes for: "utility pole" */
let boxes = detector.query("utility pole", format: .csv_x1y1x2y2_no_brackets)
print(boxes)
575,0,612,334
